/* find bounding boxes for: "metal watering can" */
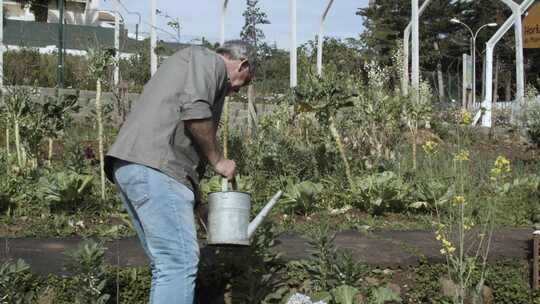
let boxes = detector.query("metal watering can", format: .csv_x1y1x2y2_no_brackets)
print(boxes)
207,179,283,246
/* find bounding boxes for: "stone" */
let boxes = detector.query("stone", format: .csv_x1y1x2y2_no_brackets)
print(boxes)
481,286,494,304
366,277,380,286
440,277,464,299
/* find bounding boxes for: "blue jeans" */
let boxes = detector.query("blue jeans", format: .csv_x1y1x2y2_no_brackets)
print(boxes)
113,160,199,304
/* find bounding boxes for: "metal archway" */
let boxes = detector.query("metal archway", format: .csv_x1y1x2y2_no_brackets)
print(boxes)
480,0,533,127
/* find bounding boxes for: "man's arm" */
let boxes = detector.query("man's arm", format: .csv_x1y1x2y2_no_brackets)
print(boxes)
184,119,236,180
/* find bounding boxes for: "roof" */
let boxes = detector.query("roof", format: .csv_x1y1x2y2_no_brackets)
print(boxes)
98,11,115,22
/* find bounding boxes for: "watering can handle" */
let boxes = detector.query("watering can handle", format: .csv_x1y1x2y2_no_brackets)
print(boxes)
222,178,228,192
221,178,237,192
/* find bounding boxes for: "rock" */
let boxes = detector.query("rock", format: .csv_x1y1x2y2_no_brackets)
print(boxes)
440,277,464,299
366,277,380,286
481,286,494,304
439,278,493,304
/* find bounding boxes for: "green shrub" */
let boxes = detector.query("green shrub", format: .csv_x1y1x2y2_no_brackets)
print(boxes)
0,259,41,303
63,240,110,304
351,171,412,214
525,104,540,146
37,170,94,213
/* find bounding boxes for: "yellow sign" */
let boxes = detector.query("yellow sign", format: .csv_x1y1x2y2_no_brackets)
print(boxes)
524,2,540,49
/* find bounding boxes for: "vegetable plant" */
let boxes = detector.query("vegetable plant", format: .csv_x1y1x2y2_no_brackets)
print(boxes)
294,68,355,188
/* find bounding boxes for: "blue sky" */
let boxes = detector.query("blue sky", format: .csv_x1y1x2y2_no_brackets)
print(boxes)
101,0,368,49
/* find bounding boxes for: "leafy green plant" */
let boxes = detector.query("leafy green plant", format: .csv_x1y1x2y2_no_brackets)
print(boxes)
332,285,360,304
37,170,93,212
347,61,403,170
281,178,323,215
294,68,356,187
524,103,540,146
351,171,411,214
298,224,368,294
64,240,110,304
0,259,41,304
2,87,35,168
368,286,401,304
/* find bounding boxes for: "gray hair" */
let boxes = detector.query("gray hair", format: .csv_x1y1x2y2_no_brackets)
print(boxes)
216,40,256,76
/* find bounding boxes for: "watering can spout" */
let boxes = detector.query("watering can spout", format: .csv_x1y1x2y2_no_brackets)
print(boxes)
247,190,283,239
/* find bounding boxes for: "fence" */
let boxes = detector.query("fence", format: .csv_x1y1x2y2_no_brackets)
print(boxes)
29,86,277,129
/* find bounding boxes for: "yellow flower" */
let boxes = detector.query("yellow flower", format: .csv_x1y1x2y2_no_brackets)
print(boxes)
452,195,466,206
447,246,456,254
494,156,511,172
454,150,470,162
435,234,442,241
459,109,472,125
491,156,511,181
422,140,438,155
442,239,452,247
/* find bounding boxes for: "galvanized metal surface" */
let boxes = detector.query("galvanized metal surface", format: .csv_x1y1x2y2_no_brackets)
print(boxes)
207,191,252,246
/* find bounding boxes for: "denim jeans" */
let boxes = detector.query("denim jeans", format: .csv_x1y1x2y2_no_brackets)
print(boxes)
113,160,199,304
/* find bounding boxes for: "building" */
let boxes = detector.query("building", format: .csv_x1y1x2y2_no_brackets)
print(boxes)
4,0,115,27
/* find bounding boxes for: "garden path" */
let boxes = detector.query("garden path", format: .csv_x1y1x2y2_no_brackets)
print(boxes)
0,228,532,275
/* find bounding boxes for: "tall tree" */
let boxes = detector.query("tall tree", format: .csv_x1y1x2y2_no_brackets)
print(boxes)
240,0,270,136
21,0,49,22
240,0,270,49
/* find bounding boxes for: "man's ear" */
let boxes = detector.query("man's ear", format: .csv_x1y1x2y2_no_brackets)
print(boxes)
239,59,250,72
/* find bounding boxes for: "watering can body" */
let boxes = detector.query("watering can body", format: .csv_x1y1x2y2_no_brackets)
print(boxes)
207,190,283,246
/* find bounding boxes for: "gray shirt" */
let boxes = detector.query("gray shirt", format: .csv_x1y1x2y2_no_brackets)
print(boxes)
104,46,229,192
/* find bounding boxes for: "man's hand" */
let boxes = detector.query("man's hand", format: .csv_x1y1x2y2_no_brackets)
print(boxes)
213,158,236,180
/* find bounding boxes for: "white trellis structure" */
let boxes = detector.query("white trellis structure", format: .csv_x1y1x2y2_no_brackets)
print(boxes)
317,0,335,76
146,0,340,88
290,0,297,88
403,0,531,127
221,0,229,46
402,0,432,94
114,0,120,86
480,0,533,127
150,0,157,76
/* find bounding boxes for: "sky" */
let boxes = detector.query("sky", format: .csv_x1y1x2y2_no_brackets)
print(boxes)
100,0,369,50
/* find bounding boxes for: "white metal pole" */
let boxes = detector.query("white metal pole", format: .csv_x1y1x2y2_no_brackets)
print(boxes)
500,0,525,105
481,0,534,127
113,0,120,86
471,37,476,106
290,0,297,88
317,0,334,76
403,26,410,94
411,0,420,91
150,0,157,75
221,0,229,46
513,4,525,105
402,0,432,94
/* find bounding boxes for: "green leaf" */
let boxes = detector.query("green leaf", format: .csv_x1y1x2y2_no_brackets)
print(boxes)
331,285,359,304
370,286,401,304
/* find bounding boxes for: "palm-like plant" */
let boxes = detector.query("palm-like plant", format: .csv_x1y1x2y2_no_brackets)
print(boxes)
293,69,355,188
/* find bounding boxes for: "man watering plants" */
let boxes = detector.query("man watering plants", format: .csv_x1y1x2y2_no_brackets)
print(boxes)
104,40,254,303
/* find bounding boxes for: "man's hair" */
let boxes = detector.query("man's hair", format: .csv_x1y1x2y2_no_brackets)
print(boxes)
216,40,256,76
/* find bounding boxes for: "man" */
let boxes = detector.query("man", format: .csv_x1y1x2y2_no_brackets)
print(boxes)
104,40,254,304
